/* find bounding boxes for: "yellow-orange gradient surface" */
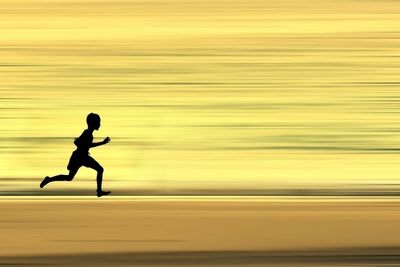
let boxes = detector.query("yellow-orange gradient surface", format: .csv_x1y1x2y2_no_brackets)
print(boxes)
1,198,400,266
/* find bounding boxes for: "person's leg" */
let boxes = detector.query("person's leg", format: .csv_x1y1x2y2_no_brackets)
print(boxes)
40,168,78,188
84,156,110,197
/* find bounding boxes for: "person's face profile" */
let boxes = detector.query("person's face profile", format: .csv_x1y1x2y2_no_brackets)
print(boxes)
96,120,101,130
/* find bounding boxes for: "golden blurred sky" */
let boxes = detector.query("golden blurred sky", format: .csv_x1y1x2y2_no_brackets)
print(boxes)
1,0,400,195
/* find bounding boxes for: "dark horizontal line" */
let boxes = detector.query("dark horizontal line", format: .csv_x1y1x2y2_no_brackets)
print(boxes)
1,247,400,265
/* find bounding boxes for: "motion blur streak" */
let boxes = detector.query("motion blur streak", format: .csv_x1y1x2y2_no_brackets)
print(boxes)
1,0,400,195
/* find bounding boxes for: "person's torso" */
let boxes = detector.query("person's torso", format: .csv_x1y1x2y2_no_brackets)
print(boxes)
75,130,93,154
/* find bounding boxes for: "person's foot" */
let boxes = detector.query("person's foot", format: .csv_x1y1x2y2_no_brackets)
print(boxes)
40,176,50,188
96,190,111,197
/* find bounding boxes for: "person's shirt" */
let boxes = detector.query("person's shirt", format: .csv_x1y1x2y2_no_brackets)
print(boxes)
74,129,93,154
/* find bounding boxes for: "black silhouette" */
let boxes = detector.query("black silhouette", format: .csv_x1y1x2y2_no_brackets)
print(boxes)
40,113,111,197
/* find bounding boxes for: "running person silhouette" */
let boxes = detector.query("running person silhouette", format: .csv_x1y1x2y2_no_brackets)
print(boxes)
40,113,111,197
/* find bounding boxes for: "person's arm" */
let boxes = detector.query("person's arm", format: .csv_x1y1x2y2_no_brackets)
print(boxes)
90,137,111,148
90,142,104,148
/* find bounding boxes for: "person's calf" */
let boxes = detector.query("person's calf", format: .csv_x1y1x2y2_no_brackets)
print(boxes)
40,176,50,188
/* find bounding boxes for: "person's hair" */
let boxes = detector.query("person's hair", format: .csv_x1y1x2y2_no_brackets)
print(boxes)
86,113,100,126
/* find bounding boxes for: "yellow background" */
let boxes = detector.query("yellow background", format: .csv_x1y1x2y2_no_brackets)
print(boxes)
1,0,400,194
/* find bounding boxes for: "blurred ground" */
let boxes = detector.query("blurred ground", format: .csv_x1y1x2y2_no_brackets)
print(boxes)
1,197,400,266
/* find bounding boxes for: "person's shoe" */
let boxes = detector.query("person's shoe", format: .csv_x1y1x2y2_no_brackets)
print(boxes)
40,176,50,188
96,190,111,197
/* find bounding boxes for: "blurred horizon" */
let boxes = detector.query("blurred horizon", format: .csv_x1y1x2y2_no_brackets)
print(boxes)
2,0,400,196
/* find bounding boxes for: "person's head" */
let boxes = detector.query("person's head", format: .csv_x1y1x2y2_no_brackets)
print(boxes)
86,113,101,130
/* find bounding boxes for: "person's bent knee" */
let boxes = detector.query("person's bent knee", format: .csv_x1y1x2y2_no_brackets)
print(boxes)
67,170,77,181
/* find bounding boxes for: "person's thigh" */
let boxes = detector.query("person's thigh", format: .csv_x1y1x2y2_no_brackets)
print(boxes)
68,168,79,179
83,156,102,171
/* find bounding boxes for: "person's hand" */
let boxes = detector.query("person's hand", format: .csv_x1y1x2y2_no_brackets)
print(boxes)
103,137,111,144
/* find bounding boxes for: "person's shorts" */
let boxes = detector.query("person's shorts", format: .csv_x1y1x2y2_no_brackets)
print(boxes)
67,150,92,171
